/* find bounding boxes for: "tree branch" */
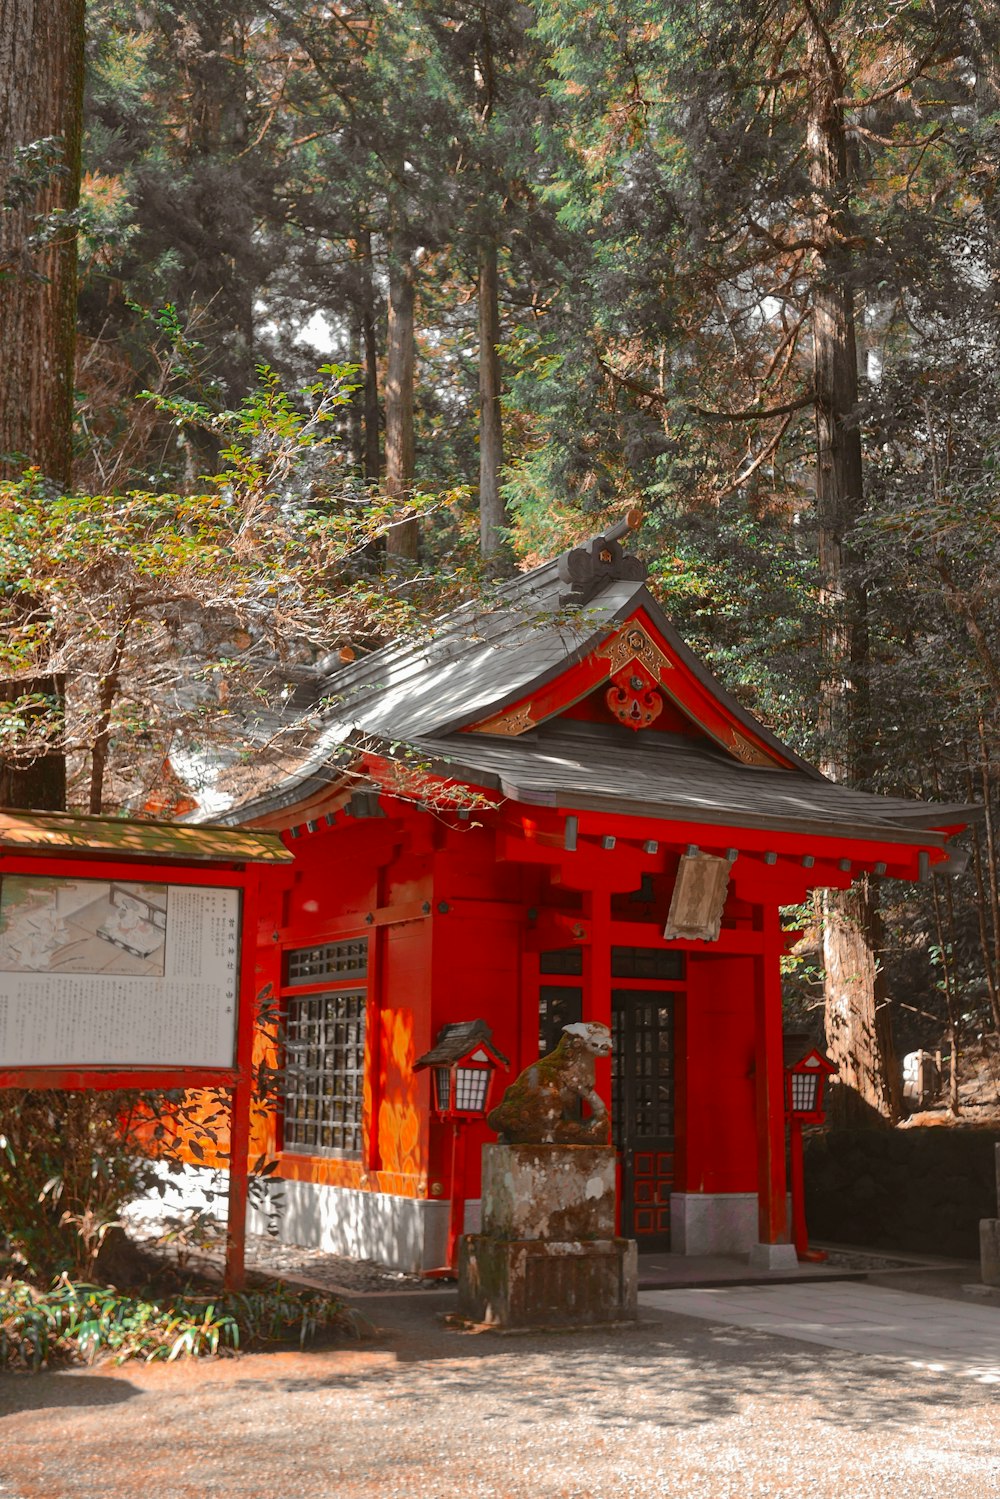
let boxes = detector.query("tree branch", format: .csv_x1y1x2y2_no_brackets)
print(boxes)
687,389,815,422
598,357,815,422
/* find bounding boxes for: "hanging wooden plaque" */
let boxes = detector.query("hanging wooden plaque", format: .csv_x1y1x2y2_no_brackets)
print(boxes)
662,852,733,942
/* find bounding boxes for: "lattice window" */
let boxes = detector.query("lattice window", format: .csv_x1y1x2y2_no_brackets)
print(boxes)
282,988,366,1158
611,946,684,981
539,947,583,976
286,939,368,987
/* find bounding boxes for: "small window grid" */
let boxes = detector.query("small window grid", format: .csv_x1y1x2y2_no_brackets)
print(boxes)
286,939,368,987
283,989,366,1157
790,1072,819,1112
454,1068,491,1112
282,938,369,1160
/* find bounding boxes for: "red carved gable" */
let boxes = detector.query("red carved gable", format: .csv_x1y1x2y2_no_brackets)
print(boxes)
463,608,792,770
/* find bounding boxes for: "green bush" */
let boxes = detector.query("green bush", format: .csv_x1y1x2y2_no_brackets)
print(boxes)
0,1090,162,1280
0,1275,352,1369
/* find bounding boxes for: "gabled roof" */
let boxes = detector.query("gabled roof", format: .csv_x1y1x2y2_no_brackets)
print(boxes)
207,520,976,849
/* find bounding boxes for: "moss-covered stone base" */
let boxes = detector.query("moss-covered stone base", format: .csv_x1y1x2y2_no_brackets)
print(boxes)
457,1235,637,1328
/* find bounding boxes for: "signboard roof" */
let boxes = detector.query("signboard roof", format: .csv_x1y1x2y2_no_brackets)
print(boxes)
0,808,292,865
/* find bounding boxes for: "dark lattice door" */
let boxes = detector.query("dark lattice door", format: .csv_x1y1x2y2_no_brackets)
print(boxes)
612,989,676,1249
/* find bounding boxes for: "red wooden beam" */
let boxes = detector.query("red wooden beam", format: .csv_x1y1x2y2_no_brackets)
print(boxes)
0,853,248,885
0,1066,240,1091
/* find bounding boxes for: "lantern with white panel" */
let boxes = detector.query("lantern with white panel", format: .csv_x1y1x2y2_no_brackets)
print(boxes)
414,1020,508,1272
785,1047,837,1260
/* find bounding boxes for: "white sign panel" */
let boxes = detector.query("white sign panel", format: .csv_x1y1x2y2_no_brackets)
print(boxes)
0,876,240,1068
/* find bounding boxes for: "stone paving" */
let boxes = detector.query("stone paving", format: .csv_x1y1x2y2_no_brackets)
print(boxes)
642,1280,1000,1382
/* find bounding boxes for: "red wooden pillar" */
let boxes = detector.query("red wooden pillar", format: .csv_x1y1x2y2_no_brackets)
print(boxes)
583,886,612,1104
753,904,790,1252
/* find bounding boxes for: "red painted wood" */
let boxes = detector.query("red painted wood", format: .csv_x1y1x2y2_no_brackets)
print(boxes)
458,605,793,769
0,1066,240,1090
754,907,790,1245
0,854,247,884
679,952,757,1194
789,1117,808,1259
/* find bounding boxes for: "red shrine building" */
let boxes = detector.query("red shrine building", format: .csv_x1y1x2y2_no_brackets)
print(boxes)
200,518,969,1271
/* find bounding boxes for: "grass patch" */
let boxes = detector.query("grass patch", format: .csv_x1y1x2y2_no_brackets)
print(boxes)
1,1275,353,1369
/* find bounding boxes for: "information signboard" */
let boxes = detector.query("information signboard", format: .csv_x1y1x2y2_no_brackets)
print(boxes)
0,874,241,1068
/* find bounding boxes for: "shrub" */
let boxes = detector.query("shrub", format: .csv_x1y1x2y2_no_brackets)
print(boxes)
0,1090,162,1281
0,1275,352,1369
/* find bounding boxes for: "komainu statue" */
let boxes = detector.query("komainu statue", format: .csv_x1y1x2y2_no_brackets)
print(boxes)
486,1021,613,1145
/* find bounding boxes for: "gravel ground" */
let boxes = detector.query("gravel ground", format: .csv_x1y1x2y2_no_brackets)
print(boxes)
240,1233,428,1294
2,1288,1000,1499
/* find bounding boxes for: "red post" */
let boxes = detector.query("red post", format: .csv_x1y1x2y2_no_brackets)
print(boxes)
789,1116,807,1257
788,1115,828,1263
446,1118,468,1271
754,908,789,1245
225,1068,251,1292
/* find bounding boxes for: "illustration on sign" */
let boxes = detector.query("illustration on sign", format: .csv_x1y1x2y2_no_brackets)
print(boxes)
0,877,169,977
0,876,242,1070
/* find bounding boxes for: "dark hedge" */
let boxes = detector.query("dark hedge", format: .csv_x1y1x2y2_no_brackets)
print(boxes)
804,1128,1000,1259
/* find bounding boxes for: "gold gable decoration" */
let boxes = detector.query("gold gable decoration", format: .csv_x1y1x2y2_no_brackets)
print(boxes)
469,703,537,737
728,729,780,768
597,621,672,680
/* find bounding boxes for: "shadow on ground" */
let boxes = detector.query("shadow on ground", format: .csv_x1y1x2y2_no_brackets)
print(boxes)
219,1291,987,1433
0,1370,139,1416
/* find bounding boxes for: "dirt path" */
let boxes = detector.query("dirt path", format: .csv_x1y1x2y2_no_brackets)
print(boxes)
2,1289,999,1499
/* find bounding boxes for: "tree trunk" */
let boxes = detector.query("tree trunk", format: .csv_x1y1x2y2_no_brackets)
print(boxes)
822,878,897,1125
358,227,381,484
384,227,417,560
0,0,85,488
188,11,254,404
806,14,897,1121
478,234,508,564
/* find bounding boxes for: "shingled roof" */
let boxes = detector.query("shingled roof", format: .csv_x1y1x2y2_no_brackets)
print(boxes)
208,520,975,850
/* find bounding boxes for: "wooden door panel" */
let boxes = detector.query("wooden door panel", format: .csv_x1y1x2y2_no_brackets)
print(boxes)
613,985,676,1250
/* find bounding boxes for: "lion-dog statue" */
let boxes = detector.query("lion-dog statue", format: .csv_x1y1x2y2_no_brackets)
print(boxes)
486,1021,613,1145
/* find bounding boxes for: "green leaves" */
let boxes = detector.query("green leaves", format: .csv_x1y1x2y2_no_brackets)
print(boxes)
0,1275,349,1369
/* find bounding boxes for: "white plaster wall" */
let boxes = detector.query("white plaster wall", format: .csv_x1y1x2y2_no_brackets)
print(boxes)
123,1161,229,1230
124,1163,451,1274
246,1178,450,1273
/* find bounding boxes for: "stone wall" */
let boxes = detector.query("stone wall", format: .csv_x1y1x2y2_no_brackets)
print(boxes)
804,1128,1000,1259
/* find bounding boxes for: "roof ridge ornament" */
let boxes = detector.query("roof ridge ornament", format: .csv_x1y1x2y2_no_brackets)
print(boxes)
557,510,647,603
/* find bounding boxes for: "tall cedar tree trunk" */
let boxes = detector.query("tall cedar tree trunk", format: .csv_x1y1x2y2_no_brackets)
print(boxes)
170,4,254,411
807,15,898,1123
478,235,506,561
358,226,381,483
384,223,417,560
191,8,254,404
0,0,85,487
474,22,508,565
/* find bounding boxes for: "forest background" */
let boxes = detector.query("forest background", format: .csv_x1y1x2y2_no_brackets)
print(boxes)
2,0,1000,1120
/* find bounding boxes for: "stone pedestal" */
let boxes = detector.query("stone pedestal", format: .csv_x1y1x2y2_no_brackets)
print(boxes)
458,1144,637,1328
980,1145,1000,1287
748,1241,799,1272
